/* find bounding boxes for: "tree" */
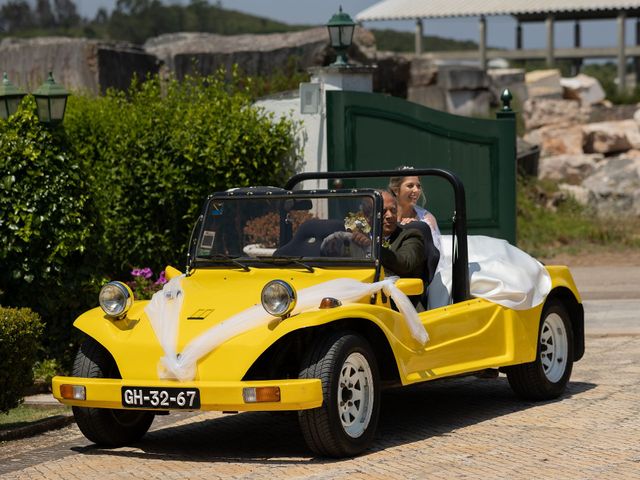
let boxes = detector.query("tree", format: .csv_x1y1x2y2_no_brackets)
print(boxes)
53,0,81,29
35,0,56,28
0,0,35,32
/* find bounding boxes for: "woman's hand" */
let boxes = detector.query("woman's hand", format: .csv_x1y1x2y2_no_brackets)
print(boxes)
399,216,417,225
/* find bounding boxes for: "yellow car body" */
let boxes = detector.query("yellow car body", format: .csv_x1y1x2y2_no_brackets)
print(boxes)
52,170,584,457
53,265,581,411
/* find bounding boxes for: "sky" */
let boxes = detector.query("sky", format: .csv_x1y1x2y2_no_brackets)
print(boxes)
11,0,638,50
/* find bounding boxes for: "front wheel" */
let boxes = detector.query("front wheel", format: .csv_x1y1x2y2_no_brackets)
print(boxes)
298,332,380,457
506,300,574,400
72,337,154,447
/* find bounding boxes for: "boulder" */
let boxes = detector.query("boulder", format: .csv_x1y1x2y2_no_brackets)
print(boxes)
408,56,438,87
558,183,592,206
144,27,373,80
560,74,605,105
436,65,488,90
0,36,158,94
582,120,640,154
525,69,563,98
523,98,589,130
445,89,491,117
524,124,584,157
487,68,527,106
537,154,603,184
581,156,640,216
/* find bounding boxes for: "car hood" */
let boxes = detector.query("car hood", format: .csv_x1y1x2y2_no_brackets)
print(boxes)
166,267,376,350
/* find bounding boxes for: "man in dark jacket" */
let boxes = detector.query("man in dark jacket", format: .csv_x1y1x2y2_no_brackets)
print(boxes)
351,190,425,279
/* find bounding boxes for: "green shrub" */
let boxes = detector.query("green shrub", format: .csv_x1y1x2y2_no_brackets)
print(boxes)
0,306,44,413
0,71,301,368
0,99,101,367
32,358,61,386
64,70,301,276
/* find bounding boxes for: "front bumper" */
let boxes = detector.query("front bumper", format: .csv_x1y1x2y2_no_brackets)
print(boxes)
52,376,323,411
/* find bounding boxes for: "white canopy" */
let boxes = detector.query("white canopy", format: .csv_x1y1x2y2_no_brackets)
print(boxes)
357,0,640,21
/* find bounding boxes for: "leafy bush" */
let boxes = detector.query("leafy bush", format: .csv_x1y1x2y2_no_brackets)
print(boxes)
64,70,301,277
0,306,44,413
32,358,62,386
0,71,301,368
0,99,100,367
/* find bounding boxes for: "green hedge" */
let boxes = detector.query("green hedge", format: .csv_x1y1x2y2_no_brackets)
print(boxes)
0,306,44,413
0,100,100,365
64,71,300,274
0,71,300,367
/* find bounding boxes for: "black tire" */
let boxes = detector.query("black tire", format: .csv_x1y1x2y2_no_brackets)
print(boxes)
506,299,574,400
298,332,380,457
72,337,154,447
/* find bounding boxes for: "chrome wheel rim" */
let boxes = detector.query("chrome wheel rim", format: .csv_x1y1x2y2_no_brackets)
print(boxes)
540,313,568,383
338,352,374,438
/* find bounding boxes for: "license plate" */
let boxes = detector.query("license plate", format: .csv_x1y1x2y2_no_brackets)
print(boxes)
121,387,201,409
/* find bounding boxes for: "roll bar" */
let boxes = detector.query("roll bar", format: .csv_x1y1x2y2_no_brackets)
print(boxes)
284,168,471,303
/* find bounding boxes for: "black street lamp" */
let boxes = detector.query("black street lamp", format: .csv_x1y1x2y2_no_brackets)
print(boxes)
33,72,69,125
326,6,356,66
0,72,26,120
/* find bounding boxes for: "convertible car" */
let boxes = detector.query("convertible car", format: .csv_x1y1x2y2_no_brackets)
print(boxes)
52,168,584,457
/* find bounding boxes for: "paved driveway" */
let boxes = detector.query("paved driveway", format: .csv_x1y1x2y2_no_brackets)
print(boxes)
1,266,639,479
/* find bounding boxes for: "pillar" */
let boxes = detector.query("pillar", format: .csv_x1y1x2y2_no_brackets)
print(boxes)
546,14,555,68
618,11,626,93
479,15,487,70
415,18,423,55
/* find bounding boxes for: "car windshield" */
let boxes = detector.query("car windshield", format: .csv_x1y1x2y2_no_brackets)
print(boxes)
194,192,379,266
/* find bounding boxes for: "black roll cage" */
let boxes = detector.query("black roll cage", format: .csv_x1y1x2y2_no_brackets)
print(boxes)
284,168,471,304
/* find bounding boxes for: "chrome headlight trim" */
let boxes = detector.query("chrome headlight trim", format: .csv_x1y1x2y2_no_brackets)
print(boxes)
261,280,297,318
99,281,134,318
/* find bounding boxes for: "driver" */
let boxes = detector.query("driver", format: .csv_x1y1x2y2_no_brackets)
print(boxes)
322,191,425,279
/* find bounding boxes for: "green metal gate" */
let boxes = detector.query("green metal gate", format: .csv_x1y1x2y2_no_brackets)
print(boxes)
326,90,517,244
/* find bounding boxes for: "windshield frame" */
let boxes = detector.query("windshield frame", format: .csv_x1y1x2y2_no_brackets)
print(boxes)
189,189,383,272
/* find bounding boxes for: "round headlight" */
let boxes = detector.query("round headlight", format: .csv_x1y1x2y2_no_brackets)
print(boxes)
261,280,297,318
99,281,134,318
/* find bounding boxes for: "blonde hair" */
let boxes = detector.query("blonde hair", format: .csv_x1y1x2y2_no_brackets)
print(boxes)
388,166,426,206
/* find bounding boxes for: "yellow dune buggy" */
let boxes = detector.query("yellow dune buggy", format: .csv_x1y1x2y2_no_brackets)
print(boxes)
53,168,584,457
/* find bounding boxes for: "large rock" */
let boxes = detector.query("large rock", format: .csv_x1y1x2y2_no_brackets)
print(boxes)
581,156,640,216
407,62,491,116
523,98,589,130
525,69,563,98
487,68,527,106
524,124,584,157
538,154,603,184
437,65,488,90
0,37,158,94
145,27,373,79
560,73,605,105
582,120,640,154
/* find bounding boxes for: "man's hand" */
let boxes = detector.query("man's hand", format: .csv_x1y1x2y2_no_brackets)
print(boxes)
350,231,371,248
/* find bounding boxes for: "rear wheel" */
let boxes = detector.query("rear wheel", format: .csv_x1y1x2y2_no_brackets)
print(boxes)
507,300,574,400
298,332,380,457
72,337,154,447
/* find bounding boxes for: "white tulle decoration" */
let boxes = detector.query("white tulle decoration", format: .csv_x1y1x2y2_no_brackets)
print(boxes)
428,235,552,311
144,276,428,382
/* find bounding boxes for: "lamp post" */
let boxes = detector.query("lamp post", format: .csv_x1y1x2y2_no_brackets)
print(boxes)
326,6,356,66
33,72,69,125
0,73,26,120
